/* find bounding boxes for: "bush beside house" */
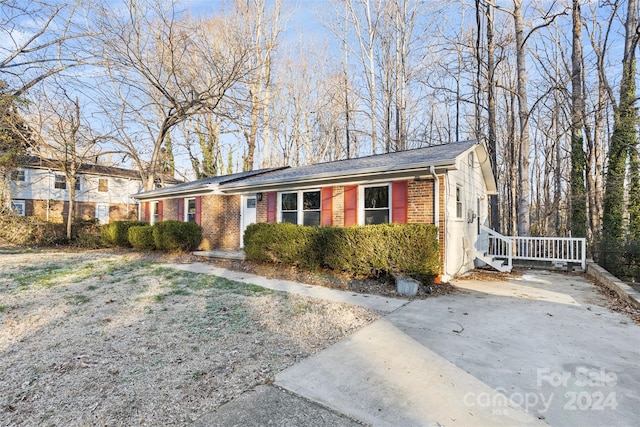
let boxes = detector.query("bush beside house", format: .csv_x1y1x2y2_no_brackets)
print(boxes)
101,221,148,247
152,220,202,251
128,225,155,250
244,223,440,283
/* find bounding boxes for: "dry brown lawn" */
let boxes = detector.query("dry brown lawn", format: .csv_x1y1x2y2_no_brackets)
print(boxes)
0,248,380,426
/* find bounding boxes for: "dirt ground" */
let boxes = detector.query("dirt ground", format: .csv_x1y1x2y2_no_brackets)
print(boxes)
0,248,380,426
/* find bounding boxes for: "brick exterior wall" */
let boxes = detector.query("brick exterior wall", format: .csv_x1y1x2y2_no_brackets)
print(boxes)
198,194,241,250
162,198,180,221
25,199,137,222
331,186,345,227
408,179,435,224
439,176,446,273
256,195,267,223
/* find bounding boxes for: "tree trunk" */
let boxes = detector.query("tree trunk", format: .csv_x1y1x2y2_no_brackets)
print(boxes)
601,0,639,268
513,0,531,236
485,0,500,232
570,0,587,237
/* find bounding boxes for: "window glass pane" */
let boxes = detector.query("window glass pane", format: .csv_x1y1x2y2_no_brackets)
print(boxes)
75,179,81,191
303,211,320,226
456,187,463,218
303,191,320,210
364,186,389,209
282,212,298,224
281,193,297,211
11,171,25,181
365,210,389,225
55,175,66,189
187,198,196,222
247,198,256,208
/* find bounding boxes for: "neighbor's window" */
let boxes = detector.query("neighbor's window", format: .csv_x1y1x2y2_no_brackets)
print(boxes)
98,178,108,192
279,190,321,226
54,174,66,189
280,192,298,224
456,186,463,218
10,200,25,216
363,185,389,225
75,178,81,191
186,198,196,222
11,170,25,182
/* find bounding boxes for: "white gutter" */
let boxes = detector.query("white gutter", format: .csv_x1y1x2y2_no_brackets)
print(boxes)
429,165,439,234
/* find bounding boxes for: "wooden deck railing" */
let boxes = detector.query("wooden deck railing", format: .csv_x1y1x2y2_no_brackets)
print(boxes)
479,226,587,270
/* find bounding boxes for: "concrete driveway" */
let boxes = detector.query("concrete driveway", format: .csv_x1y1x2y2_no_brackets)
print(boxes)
275,270,640,426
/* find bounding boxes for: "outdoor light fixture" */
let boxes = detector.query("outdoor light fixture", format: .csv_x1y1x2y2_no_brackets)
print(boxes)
256,192,263,202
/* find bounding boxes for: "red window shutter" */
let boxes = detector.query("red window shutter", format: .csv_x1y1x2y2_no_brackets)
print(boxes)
266,192,277,223
392,180,408,224
177,199,184,221
321,187,333,226
344,185,358,226
144,202,150,222
195,196,202,225
158,201,164,222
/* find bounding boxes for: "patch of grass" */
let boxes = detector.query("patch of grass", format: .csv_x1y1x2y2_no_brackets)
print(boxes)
0,305,7,313
169,288,191,296
157,269,273,296
153,294,164,303
11,263,72,289
65,294,90,305
86,285,98,291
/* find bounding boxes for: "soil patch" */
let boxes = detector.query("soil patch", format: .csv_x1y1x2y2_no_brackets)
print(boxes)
195,256,456,299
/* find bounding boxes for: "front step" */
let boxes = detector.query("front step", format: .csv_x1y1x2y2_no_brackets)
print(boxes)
476,254,512,273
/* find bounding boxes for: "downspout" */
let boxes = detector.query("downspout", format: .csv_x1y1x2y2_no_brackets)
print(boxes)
428,166,439,233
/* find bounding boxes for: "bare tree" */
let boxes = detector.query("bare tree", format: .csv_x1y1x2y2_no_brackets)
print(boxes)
96,0,250,190
0,0,93,97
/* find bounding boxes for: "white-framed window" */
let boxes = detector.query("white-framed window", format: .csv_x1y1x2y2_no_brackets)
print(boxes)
361,184,390,225
10,200,25,216
278,190,321,226
456,186,463,218
151,201,159,224
185,198,196,222
98,178,108,192
11,170,25,182
54,174,66,189
53,174,80,190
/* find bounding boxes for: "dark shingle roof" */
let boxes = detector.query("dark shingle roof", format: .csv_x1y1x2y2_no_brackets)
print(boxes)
21,156,182,184
221,140,479,190
134,167,288,199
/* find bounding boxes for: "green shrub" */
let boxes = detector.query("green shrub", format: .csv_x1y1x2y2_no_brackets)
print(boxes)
152,220,202,252
128,225,155,250
244,222,321,269
244,223,441,282
100,220,148,247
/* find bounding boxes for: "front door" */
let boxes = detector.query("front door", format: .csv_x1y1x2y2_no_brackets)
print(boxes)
240,195,257,247
96,203,110,224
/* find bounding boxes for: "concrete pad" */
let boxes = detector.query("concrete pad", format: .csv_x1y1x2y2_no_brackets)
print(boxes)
386,271,640,426
276,318,547,427
193,385,362,427
162,262,407,312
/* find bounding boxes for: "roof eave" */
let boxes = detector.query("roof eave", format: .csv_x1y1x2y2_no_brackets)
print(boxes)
220,160,457,193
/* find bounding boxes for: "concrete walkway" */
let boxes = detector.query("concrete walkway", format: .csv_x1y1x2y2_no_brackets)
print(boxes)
162,262,407,313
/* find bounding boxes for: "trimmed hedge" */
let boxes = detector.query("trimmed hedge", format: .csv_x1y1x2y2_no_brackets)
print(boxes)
101,221,148,247
152,220,202,252
128,225,155,250
244,223,440,282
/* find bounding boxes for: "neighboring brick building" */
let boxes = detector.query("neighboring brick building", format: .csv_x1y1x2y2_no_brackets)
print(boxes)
134,140,497,280
6,157,180,224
